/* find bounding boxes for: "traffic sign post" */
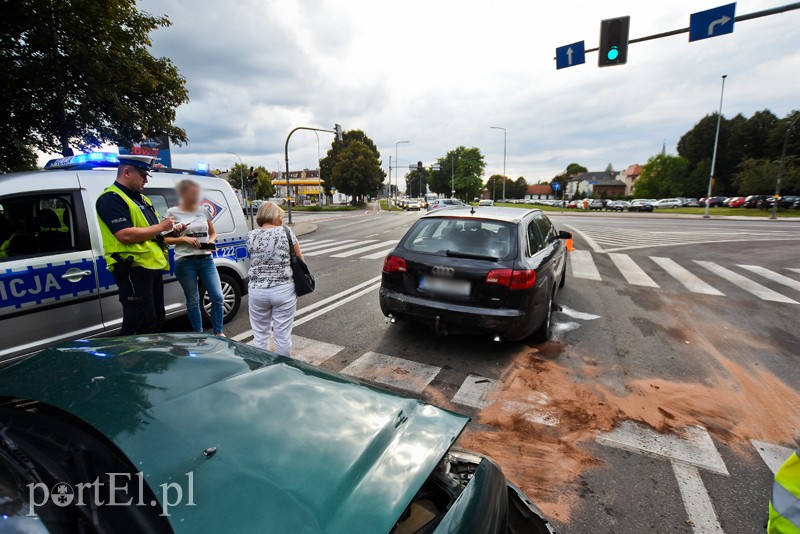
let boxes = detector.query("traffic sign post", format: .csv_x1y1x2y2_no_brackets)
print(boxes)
555,41,586,70
689,3,736,42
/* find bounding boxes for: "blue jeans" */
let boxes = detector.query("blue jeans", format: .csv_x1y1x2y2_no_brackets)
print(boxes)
174,255,224,334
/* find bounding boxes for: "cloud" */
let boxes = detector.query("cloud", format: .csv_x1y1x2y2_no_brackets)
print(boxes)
125,0,799,180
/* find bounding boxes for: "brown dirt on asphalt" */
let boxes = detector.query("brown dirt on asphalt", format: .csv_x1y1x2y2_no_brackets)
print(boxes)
457,317,800,523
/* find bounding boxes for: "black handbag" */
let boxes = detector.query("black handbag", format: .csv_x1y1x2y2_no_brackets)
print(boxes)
284,226,315,297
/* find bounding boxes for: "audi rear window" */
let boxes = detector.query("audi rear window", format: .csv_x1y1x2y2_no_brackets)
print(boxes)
400,218,517,260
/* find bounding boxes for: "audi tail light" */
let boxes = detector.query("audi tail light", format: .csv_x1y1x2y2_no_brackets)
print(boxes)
485,269,536,290
383,255,407,274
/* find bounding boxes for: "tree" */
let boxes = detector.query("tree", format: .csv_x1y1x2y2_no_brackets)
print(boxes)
251,166,275,199
512,176,528,199
566,163,588,176
0,0,189,159
405,168,430,197
429,146,486,197
331,140,385,205
320,129,381,191
486,174,514,200
633,154,690,198
226,163,250,192
735,157,799,196
458,175,484,201
605,163,615,172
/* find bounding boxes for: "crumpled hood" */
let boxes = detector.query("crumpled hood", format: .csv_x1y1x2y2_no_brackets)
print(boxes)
0,335,468,533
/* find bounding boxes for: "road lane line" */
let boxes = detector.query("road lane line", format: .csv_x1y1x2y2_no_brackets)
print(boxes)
361,248,396,260
299,239,354,252
737,265,800,293
293,282,381,327
569,250,601,280
331,240,399,258
751,440,795,475
341,352,440,393
452,375,499,409
671,462,725,534
304,240,378,257
329,217,376,229
608,253,659,287
695,261,799,304
789,268,800,276
562,224,605,252
231,275,382,341
651,257,724,296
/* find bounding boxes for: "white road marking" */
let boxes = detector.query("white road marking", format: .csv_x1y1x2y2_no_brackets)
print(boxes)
331,240,399,258
329,217,376,229
608,253,659,287
341,352,441,393
562,224,604,252
293,283,381,327
231,275,382,342
695,261,799,304
558,305,600,320
789,268,800,276
304,240,378,257
651,257,724,296
500,400,560,426
569,250,602,280
452,375,499,409
362,248,397,260
299,239,355,253
252,335,343,366
597,421,728,475
737,265,800,293
671,462,725,534
751,440,795,475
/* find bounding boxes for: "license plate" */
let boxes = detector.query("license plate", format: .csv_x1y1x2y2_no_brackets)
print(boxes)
419,276,471,296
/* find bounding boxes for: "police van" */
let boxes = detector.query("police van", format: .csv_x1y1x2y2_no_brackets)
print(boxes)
0,152,250,365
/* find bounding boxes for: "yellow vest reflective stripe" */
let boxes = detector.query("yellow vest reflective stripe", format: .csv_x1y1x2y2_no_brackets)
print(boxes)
97,184,169,271
769,450,800,534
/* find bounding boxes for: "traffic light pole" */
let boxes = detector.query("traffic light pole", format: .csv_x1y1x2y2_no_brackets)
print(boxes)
704,75,727,219
284,125,342,225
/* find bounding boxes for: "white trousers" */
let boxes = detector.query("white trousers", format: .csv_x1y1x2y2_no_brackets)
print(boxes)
248,283,297,356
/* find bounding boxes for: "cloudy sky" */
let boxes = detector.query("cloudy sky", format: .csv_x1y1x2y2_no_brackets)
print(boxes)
125,0,798,181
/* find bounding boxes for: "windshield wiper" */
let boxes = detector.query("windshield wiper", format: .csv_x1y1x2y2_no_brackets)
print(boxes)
445,250,499,261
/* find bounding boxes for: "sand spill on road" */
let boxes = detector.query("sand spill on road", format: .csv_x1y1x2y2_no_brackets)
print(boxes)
457,331,800,522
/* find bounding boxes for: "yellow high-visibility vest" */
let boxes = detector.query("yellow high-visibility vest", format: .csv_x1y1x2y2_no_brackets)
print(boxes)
97,184,168,271
769,449,800,534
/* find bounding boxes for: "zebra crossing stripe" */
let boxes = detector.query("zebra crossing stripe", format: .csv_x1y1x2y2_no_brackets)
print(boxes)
695,261,799,304
751,440,795,475
340,352,441,393
247,335,344,366
452,375,499,409
650,257,724,296
789,268,800,276
671,462,725,534
569,250,601,280
737,265,800,293
361,248,397,260
298,239,345,252
608,253,659,287
331,240,399,258
304,240,378,257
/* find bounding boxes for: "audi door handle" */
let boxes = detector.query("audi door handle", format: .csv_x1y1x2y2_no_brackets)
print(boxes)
61,268,92,282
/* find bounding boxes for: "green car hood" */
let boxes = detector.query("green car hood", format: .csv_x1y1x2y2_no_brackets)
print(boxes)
0,335,469,533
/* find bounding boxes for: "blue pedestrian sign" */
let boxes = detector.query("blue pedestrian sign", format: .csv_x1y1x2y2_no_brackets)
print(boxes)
690,3,736,42
552,182,561,191
555,41,585,70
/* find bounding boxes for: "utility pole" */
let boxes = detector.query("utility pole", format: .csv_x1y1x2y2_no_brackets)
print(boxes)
771,112,799,220
704,75,727,219
395,141,410,203
451,154,455,198
388,155,392,202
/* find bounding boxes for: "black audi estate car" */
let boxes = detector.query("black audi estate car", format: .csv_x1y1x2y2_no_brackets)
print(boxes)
380,207,570,341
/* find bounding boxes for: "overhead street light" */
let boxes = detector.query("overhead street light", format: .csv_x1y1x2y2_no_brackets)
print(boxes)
491,127,507,201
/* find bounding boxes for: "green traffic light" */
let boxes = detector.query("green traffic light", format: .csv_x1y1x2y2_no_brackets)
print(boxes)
607,46,619,61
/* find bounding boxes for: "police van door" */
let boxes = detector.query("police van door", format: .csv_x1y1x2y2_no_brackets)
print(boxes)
0,187,104,364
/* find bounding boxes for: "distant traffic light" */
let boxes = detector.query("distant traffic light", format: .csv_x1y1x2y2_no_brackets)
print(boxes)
248,166,258,187
334,123,344,143
598,16,630,67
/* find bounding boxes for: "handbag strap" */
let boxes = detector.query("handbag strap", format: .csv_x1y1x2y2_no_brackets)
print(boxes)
283,226,296,259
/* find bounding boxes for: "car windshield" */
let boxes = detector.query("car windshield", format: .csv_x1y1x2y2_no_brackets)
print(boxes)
400,217,517,260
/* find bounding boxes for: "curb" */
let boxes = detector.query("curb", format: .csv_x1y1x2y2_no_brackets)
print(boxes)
289,222,318,236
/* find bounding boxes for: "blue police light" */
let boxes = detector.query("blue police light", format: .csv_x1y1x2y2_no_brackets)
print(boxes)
196,161,210,172
44,151,119,169
607,46,619,61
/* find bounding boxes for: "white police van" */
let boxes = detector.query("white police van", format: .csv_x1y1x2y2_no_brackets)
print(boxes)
0,152,250,364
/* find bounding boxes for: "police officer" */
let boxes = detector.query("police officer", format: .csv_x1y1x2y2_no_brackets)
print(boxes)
769,447,800,534
96,155,179,334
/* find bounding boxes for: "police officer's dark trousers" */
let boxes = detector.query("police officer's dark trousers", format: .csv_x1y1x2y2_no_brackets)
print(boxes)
113,266,165,335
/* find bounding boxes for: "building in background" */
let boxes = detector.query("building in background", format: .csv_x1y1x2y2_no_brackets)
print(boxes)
566,171,620,198
619,164,642,196
525,185,554,200
271,169,324,205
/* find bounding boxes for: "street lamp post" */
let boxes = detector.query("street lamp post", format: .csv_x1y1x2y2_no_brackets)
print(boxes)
285,124,343,225
704,75,727,219
491,126,507,201
395,141,410,203
771,112,799,220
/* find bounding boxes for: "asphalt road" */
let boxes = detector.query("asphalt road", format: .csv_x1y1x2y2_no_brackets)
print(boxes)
171,207,800,534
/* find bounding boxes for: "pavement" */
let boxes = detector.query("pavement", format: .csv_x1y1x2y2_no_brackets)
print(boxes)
169,209,800,533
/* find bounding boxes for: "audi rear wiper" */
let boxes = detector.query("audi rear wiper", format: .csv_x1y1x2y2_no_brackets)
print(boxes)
445,250,499,261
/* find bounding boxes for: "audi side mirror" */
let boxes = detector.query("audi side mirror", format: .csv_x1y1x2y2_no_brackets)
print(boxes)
558,230,572,240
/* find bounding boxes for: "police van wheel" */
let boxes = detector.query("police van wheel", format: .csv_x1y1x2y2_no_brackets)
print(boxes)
201,272,241,325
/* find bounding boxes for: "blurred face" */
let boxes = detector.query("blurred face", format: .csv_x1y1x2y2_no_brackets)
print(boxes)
180,184,201,208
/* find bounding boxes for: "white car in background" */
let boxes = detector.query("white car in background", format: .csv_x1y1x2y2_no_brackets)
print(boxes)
655,198,683,209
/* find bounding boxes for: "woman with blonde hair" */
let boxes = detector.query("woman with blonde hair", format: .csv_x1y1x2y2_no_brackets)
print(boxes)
247,201,304,356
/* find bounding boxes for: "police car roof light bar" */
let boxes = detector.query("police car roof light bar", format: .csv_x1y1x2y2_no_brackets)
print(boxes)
44,152,120,169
